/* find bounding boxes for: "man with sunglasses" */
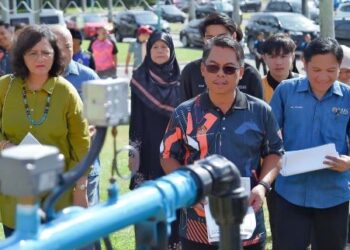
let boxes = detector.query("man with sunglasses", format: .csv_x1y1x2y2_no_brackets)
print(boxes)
160,36,283,250
180,12,263,102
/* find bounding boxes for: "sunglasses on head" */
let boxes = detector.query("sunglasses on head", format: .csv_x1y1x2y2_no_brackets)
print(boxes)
204,63,240,75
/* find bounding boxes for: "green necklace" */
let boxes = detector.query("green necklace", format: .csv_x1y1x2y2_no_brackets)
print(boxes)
22,84,52,126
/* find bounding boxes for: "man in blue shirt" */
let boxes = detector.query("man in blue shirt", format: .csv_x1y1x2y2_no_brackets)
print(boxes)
52,26,101,250
270,37,350,250
69,28,95,70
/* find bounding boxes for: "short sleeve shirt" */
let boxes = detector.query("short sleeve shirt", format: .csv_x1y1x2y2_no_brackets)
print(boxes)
270,77,350,208
160,90,283,245
64,61,99,97
254,40,264,54
88,38,118,71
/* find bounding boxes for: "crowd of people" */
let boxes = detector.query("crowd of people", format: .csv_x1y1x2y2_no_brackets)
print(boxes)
0,11,350,250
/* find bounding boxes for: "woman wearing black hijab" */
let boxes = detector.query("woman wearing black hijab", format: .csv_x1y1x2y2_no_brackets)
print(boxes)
129,31,181,249
129,31,180,188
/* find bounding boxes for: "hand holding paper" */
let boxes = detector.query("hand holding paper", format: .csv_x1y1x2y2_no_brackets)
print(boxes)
323,154,350,172
280,143,339,176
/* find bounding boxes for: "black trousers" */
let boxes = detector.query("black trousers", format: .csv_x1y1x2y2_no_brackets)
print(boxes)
255,58,267,75
274,193,348,250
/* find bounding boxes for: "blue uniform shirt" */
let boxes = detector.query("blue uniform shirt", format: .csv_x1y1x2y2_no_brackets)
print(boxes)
73,50,94,69
0,49,11,76
64,61,100,176
64,60,99,96
270,77,350,208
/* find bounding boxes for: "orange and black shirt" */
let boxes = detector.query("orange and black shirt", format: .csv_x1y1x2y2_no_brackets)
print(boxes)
160,90,283,246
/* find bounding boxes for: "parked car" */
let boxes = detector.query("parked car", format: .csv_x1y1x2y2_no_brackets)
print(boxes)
195,1,242,23
148,4,186,23
335,2,350,19
245,12,319,54
113,10,170,42
335,18,350,47
179,18,204,48
240,0,262,12
65,13,113,39
264,0,320,23
173,0,190,12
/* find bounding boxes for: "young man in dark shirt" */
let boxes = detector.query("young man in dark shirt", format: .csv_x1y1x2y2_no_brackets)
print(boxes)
261,33,299,102
260,33,298,250
180,13,263,102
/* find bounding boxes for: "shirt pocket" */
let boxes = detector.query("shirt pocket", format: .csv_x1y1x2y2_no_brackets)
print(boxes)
324,112,349,141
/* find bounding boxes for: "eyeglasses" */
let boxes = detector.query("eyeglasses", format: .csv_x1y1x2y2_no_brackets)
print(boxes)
204,63,240,75
25,51,54,60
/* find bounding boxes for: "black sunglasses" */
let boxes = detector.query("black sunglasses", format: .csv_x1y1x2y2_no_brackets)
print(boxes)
204,63,240,75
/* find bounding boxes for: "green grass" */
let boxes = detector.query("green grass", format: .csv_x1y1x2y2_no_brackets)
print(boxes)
99,126,135,250
81,40,202,64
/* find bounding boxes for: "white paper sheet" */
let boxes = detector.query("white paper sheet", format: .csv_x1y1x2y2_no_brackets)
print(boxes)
19,132,41,145
280,143,338,176
204,177,256,243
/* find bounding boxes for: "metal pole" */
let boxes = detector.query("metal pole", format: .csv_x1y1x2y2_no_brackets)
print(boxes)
301,0,309,19
107,0,113,22
82,0,87,11
156,0,161,31
31,0,41,25
319,0,334,38
11,0,16,14
188,0,195,21
232,0,241,25
1,0,10,23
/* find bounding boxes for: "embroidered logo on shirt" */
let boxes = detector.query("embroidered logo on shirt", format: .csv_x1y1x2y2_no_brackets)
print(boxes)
290,106,303,109
197,125,207,135
332,107,349,116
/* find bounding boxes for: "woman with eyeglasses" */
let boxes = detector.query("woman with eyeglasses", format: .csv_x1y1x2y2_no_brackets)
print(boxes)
129,31,181,249
0,25,90,237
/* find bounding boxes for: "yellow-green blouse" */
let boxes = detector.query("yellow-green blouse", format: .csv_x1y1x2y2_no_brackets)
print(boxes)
0,74,90,228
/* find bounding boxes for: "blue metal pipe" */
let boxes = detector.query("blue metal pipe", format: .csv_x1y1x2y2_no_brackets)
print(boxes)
0,169,199,250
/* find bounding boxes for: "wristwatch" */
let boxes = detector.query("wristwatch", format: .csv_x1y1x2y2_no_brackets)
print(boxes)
77,183,88,191
258,180,271,193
